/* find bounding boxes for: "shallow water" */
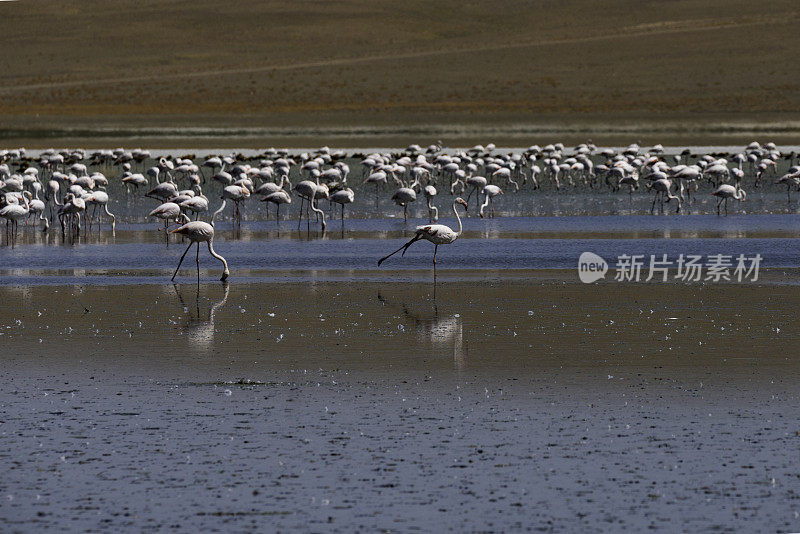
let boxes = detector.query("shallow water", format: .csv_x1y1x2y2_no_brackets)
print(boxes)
1,214,798,285
4,148,800,284
3,147,800,531
2,281,800,531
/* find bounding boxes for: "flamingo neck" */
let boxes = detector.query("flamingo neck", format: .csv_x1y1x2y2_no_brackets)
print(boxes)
480,194,490,217
208,240,229,277
310,199,326,225
211,199,226,225
453,200,463,236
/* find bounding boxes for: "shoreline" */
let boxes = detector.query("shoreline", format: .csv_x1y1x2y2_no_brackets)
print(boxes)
4,133,800,151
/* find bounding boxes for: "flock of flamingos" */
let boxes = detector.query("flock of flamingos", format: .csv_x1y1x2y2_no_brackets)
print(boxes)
0,141,797,281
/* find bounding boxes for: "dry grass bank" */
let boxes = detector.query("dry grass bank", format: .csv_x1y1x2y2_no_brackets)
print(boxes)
1,1,799,145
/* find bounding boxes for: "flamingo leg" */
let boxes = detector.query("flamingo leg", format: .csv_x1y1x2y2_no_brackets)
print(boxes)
433,244,439,284
171,241,194,281
378,233,422,266
196,242,200,286
298,196,304,229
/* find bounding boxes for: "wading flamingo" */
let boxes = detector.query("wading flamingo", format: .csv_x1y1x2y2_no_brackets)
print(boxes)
293,180,326,231
423,185,438,222
330,187,355,227
170,221,229,282
392,187,417,223
647,178,682,214
479,185,503,218
711,184,746,215
378,197,468,274
261,190,291,222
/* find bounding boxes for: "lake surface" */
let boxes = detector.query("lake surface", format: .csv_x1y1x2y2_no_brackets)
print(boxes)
3,147,800,532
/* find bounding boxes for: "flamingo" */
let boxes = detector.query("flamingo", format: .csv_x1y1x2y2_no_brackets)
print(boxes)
149,202,188,242
364,169,387,203
254,175,290,197
58,193,85,236
423,185,438,222
179,195,209,220
711,185,746,215
479,185,503,218
212,185,250,227
45,178,60,207
492,167,518,191
647,178,681,214
378,198,468,275
85,190,116,233
1,191,30,245
293,180,326,230
464,175,487,211
704,163,730,186
617,172,639,205
27,189,49,231
122,172,148,193
330,187,354,227
260,190,291,222
392,187,417,223
170,221,229,282
775,173,800,204
145,181,178,202
201,156,223,181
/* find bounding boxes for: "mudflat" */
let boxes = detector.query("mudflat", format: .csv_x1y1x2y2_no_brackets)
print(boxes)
1,1,800,146
2,280,799,531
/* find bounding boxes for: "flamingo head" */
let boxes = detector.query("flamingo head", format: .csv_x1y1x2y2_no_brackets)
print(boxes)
455,197,468,207
498,189,504,195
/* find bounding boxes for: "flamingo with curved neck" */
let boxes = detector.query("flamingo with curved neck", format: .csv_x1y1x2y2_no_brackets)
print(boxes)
378,197,468,271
